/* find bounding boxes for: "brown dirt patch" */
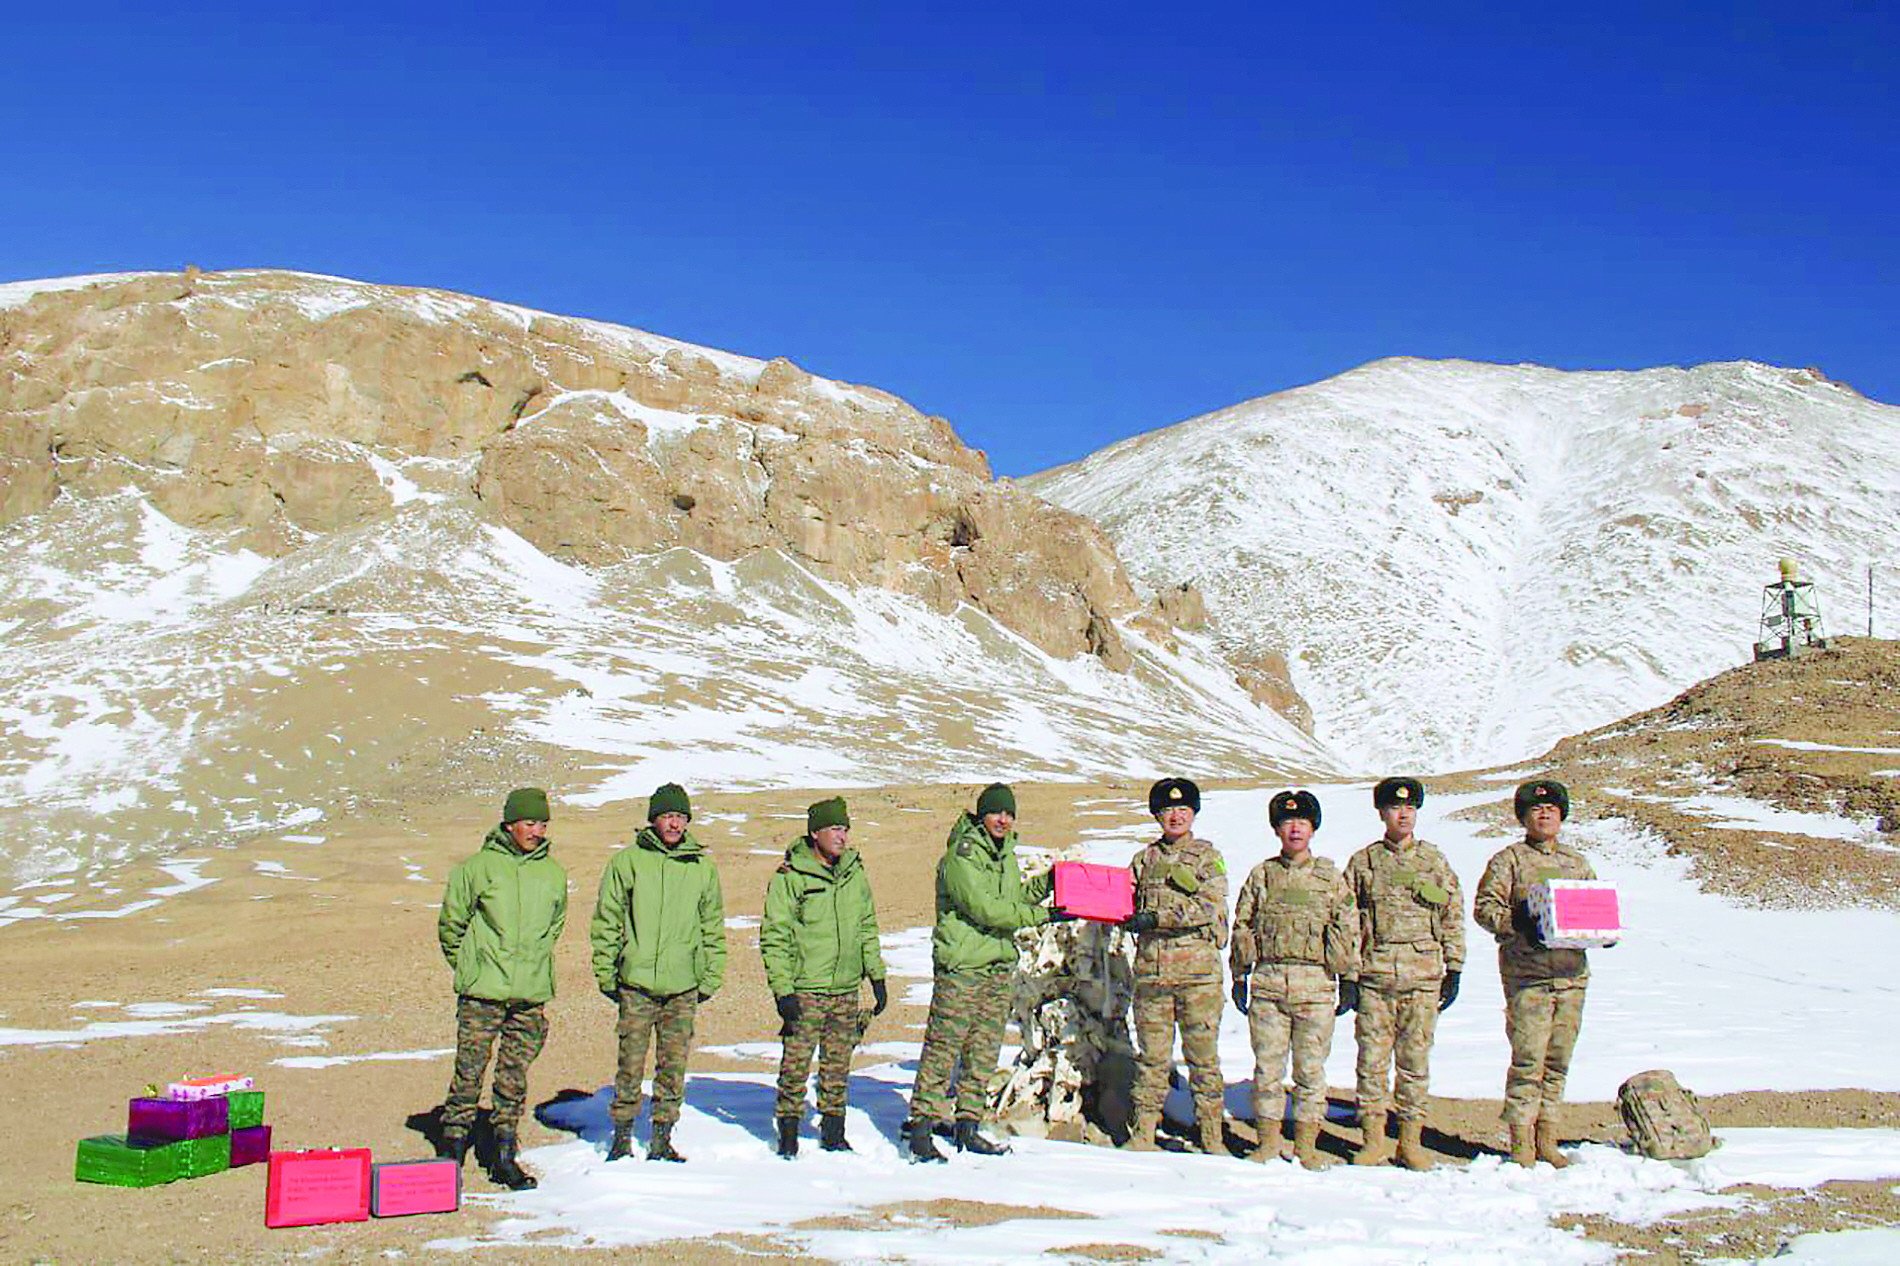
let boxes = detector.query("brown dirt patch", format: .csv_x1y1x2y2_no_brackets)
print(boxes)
794,1199,1088,1233
1559,1177,1900,1263
1046,1244,1162,1261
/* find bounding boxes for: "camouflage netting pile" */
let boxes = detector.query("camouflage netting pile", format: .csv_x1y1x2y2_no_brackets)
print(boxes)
988,851,1139,1144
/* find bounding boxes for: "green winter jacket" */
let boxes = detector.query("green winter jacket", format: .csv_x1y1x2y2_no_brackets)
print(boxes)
438,826,569,1004
590,826,727,998
760,837,886,997
932,813,1052,974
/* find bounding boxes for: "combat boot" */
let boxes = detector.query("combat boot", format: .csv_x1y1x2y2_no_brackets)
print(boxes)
904,1118,948,1164
490,1135,538,1191
1197,1118,1226,1157
1123,1111,1160,1152
1353,1111,1393,1166
819,1114,852,1153
647,1122,686,1163
953,1120,1010,1156
1293,1120,1334,1170
775,1115,800,1159
435,1128,470,1166
1509,1122,1536,1168
605,1122,635,1162
1396,1119,1434,1171
1534,1118,1571,1169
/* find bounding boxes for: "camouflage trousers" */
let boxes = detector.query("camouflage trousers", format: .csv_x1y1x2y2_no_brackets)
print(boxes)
1131,980,1225,1125
909,969,1011,1124
775,990,865,1118
1502,978,1587,1126
1246,965,1336,1125
443,995,548,1136
611,985,698,1128
1355,981,1441,1121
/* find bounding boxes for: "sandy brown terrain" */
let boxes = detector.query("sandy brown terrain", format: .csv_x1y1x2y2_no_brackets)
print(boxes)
2,778,1896,1264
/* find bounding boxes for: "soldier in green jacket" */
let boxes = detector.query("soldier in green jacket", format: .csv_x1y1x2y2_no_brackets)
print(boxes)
761,796,887,1158
904,783,1070,1163
436,787,568,1191
590,783,727,1163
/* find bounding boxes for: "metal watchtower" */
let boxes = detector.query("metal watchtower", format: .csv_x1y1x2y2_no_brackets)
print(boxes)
1753,558,1829,660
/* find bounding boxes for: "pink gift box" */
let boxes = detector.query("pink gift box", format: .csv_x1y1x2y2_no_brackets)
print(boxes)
231,1125,273,1167
1530,879,1623,949
166,1074,253,1101
1053,861,1135,924
129,1094,229,1141
371,1158,461,1217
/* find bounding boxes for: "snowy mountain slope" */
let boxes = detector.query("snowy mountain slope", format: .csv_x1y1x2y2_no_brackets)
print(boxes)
1028,358,1900,772
0,490,1335,885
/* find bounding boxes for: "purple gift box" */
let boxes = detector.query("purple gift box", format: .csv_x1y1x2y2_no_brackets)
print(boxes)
230,1124,272,1166
128,1094,228,1141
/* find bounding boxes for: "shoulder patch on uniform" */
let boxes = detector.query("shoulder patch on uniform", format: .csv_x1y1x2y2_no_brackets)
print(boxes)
1210,855,1226,874
956,838,974,856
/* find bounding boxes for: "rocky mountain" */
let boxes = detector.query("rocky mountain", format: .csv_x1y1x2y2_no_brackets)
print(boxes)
0,270,1331,883
1028,358,1900,772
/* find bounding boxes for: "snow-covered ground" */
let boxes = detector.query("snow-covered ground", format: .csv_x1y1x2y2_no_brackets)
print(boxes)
443,785,1900,1260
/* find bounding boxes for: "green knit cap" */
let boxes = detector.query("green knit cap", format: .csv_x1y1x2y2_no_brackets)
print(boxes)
975,782,1016,817
502,787,551,824
807,796,850,833
648,782,692,821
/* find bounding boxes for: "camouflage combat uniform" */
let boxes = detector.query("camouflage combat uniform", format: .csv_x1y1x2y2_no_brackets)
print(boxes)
1128,834,1230,1137
591,825,727,1129
1231,852,1357,1127
437,826,568,1136
1473,836,1595,1126
1345,835,1464,1121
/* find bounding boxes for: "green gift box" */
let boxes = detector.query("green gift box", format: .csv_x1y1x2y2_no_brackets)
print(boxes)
177,1132,231,1178
226,1090,265,1130
75,1134,184,1188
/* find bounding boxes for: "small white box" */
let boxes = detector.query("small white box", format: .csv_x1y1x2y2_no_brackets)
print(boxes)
1529,879,1622,949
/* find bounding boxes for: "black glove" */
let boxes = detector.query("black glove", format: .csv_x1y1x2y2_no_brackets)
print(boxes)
1438,969,1461,1012
1230,977,1249,1015
1511,902,1544,945
871,978,889,1015
1335,979,1360,1016
775,995,802,1027
1047,907,1078,923
1120,911,1159,935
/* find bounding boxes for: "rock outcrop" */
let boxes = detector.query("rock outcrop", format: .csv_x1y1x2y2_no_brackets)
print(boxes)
1,270,1142,663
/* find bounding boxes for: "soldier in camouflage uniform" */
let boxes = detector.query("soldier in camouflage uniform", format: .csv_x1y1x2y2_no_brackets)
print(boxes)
437,787,568,1191
1344,776,1465,1170
1230,789,1357,1168
591,783,727,1163
905,783,1069,1163
1473,779,1598,1169
1123,777,1230,1155
761,796,888,1158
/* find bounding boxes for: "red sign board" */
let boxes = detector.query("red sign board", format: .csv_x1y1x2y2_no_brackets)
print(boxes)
265,1149,372,1228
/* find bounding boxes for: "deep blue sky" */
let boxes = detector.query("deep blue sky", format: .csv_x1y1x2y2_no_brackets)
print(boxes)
7,3,1895,474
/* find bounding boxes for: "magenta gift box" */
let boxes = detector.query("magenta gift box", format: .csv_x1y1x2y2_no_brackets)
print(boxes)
128,1094,229,1140
231,1125,273,1167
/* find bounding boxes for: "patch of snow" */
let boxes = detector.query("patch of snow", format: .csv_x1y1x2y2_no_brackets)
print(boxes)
272,1047,453,1069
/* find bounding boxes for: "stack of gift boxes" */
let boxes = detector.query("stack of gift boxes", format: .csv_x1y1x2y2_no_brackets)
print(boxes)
75,1074,270,1188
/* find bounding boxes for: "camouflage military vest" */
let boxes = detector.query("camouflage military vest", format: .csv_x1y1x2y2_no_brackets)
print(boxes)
1242,856,1338,966
1361,842,1451,946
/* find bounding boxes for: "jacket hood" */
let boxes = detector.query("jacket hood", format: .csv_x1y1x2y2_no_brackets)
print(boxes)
635,824,706,857
484,824,552,862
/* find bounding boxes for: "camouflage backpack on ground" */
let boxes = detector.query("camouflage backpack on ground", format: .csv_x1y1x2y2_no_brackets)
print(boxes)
1617,1069,1715,1160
